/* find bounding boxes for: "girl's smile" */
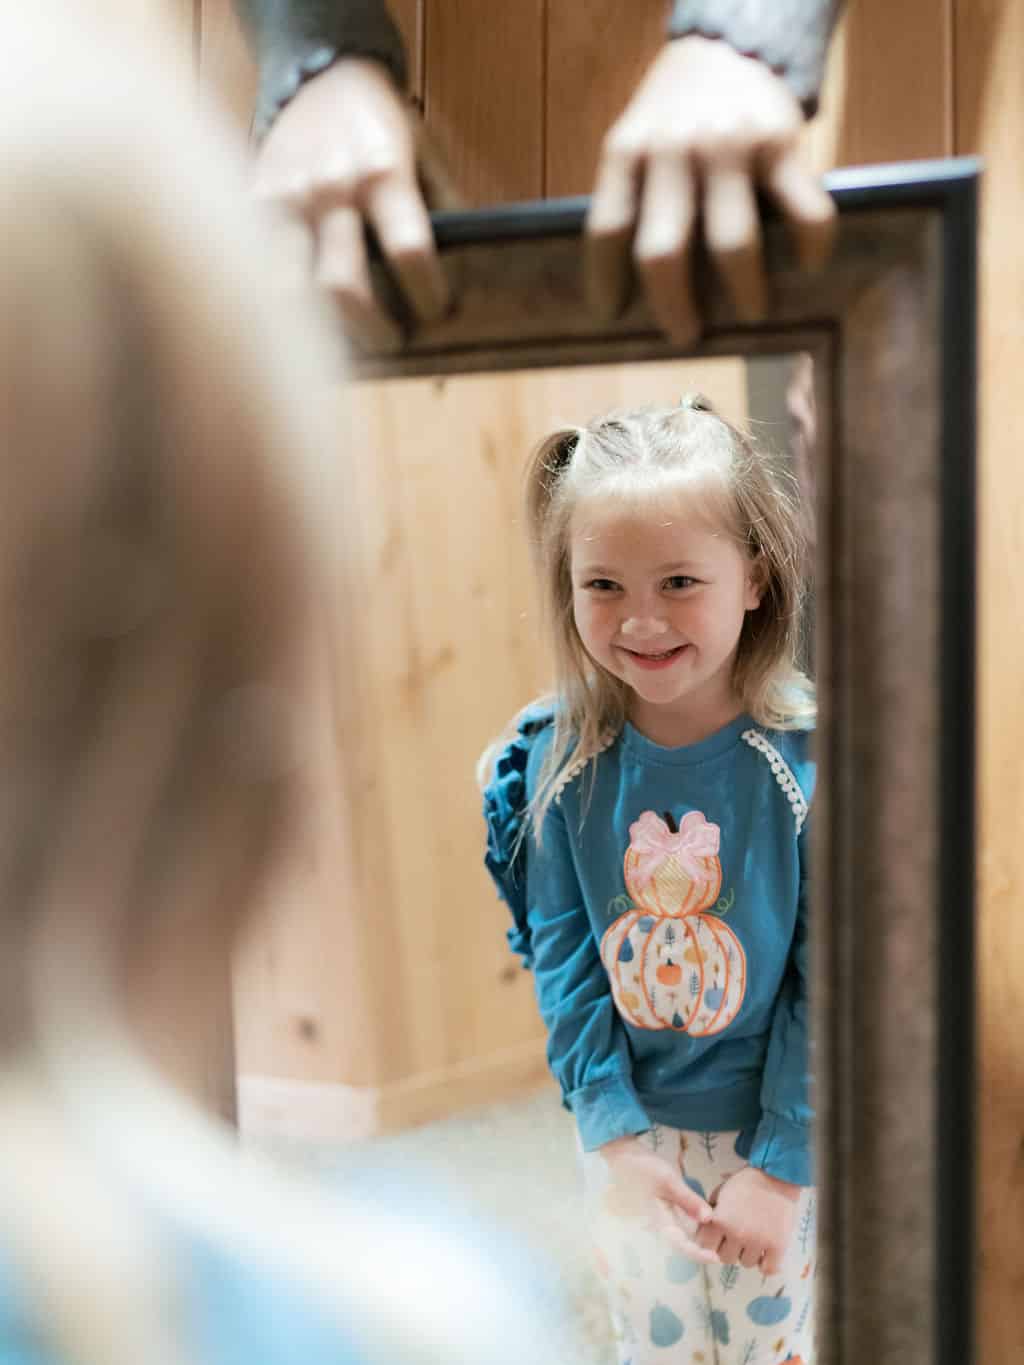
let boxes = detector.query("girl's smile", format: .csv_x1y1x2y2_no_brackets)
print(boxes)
570,499,763,744
618,642,691,668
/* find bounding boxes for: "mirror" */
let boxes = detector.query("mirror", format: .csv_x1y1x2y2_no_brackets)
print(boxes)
233,160,977,1365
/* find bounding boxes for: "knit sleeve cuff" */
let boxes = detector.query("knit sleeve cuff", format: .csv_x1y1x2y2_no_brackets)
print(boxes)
744,1113,814,1186
666,0,842,119
243,0,408,140
568,1075,651,1152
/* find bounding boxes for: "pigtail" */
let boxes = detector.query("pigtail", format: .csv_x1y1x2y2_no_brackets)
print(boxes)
523,427,579,556
519,424,628,838
476,430,579,791
479,423,625,840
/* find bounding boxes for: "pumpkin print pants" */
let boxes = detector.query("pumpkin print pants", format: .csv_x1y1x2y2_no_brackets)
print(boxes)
580,1126,816,1365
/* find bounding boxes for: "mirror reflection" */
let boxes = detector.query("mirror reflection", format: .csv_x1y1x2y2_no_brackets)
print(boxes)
235,353,819,1365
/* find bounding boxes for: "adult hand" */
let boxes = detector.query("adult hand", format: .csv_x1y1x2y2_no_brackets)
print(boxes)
598,1135,721,1264
252,58,451,351
586,35,836,343
694,1165,800,1273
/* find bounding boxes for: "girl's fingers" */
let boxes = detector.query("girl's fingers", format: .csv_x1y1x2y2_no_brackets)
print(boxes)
662,1224,722,1265
707,1177,730,1206
715,1235,744,1265
761,1248,784,1277
739,1244,763,1269
694,1219,726,1254
661,1173,713,1224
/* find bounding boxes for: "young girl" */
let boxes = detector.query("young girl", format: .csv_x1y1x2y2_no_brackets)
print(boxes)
482,398,816,1365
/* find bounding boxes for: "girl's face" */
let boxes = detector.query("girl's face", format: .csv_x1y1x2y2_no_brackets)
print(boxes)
570,496,763,744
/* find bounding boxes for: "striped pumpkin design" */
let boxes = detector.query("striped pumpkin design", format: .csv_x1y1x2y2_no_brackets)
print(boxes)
600,905,746,1034
599,809,747,1034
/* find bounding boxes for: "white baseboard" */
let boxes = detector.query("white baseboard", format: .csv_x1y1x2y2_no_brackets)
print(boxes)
237,1037,553,1146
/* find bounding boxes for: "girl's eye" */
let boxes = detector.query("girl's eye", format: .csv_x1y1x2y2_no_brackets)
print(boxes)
585,578,620,592
663,575,698,591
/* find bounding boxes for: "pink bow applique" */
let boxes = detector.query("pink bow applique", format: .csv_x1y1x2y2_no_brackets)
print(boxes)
628,809,720,889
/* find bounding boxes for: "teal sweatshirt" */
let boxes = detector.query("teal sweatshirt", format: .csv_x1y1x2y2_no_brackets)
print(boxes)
483,705,815,1186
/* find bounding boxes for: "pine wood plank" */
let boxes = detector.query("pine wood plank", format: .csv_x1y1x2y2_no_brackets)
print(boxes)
545,0,668,198
954,2,1024,1359
423,0,545,205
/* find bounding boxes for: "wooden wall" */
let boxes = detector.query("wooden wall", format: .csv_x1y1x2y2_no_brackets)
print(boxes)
954,1,1024,1358
187,0,1021,1356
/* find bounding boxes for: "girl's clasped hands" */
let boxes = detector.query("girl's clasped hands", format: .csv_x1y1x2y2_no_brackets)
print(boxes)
600,1134,799,1275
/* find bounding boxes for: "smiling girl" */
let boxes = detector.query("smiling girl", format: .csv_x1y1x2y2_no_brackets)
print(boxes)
480,397,817,1363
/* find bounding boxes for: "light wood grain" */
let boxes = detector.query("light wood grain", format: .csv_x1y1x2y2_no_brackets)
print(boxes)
545,0,668,197
232,612,383,1089
423,0,545,205
955,1,1024,1359
801,0,952,175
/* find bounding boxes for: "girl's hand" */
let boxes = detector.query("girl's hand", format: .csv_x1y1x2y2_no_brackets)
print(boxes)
695,1166,800,1273
599,1135,721,1264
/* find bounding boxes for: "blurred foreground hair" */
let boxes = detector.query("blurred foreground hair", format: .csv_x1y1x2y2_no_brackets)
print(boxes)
0,9,551,1365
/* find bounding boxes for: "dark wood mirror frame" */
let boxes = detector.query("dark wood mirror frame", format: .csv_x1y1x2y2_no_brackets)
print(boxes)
353,158,979,1365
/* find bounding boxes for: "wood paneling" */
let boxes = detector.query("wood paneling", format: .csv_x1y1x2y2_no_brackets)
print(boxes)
808,0,953,171
423,0,545,205
954,1,1024,1358
545,0,668,198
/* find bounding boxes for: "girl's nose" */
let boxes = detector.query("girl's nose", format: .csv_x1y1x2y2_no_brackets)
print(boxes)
621,616,669,638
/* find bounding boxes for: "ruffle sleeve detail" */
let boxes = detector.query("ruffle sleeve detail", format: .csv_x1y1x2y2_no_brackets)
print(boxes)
482,703,555,969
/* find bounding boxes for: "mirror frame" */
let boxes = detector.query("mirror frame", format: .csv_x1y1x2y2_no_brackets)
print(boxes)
352,158,979,1365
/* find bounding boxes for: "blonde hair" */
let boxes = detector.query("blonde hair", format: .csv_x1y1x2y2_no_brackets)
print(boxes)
514,397,814,834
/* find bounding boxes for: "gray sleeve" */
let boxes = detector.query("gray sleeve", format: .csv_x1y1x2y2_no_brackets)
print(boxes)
667,0,844,117
233,0,407,139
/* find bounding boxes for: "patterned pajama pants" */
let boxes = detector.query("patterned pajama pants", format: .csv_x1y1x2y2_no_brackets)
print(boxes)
580,1126,816,1365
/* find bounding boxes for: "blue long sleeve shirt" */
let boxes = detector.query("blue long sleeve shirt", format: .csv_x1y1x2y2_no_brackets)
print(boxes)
484,706,815,1186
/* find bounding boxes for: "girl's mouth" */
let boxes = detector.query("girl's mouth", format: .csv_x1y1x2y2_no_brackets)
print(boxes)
622,645,688,670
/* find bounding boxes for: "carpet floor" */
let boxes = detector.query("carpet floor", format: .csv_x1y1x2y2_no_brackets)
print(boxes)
270,1084,616,1363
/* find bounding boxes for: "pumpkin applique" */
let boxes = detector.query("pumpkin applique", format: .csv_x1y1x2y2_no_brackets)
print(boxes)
599,809,747,1034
